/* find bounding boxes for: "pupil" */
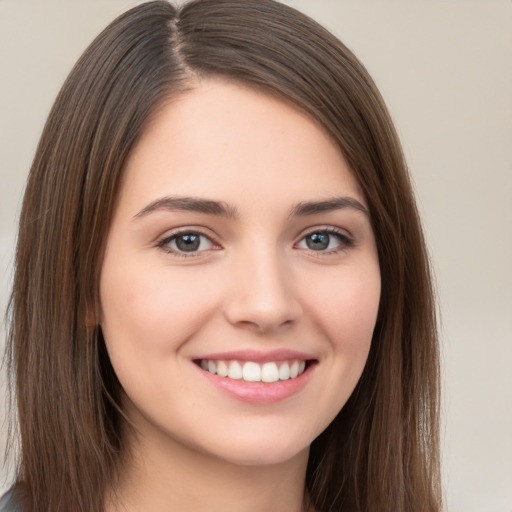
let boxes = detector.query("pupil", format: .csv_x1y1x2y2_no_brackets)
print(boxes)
306,232,329,250
176,234,200,251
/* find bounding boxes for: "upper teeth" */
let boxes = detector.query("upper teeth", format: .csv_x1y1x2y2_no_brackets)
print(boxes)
200,359,307,383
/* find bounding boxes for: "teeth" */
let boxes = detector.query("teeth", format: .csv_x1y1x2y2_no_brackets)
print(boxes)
242,362,261,382
290,361,299,378
216,360,229,377
200,359,308,382
261,362,279,383
228,361,243,380
278,362,290,381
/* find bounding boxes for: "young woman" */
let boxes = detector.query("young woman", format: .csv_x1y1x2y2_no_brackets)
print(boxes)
2,1,442,511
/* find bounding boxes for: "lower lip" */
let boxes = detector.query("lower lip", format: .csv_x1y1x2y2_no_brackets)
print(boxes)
197,364,314,404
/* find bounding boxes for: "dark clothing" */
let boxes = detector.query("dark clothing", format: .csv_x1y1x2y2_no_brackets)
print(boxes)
0,490,22,512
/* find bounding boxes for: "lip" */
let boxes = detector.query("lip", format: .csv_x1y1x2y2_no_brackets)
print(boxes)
192,350,317,404
192,349,314,363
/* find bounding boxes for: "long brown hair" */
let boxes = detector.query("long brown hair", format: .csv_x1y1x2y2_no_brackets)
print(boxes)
5,1,441,511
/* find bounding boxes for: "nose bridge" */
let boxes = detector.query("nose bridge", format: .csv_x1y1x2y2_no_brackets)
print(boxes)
223,242,300,332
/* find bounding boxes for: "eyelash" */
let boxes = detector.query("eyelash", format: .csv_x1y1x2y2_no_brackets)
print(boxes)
156,227,355,258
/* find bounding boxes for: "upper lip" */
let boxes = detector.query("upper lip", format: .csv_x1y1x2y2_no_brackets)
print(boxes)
192,349,316,363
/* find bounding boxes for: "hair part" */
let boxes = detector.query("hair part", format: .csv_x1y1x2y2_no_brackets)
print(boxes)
6,1,441,511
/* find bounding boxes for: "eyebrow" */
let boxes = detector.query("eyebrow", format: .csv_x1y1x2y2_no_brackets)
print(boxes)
290,197,369,217
133,196,240,220
133,195,368,220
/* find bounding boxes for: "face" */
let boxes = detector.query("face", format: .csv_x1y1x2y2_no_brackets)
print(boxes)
99,79,381,467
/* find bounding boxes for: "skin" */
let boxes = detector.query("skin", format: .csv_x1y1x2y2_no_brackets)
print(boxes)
100,79,381,512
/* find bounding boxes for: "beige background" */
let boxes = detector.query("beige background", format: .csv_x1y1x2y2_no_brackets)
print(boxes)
1,1,511,510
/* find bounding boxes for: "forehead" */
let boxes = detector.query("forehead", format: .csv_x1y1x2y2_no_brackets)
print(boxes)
118,78,365,214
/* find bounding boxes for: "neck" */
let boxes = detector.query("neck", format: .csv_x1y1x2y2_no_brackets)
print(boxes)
106,421,311,512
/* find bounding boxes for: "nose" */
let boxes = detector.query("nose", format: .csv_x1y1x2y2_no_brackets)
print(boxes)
223,246,301,334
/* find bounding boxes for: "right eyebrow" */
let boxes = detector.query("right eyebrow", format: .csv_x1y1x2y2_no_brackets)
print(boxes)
132,196,240,221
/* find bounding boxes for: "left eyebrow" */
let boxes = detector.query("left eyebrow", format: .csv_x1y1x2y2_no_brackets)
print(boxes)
132,196,240,220
290,197,369,217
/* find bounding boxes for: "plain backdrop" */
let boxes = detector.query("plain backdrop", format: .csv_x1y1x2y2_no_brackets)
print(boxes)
1,1,511,511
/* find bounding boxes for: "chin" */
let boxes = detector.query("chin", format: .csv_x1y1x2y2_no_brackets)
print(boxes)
184,417,318,468
207,438,311,468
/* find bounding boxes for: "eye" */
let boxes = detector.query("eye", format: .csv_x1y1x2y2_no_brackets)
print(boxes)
158,231,215,254
296,229,353,252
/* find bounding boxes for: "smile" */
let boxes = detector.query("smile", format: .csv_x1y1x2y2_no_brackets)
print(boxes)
193,350,317,403
198,359,307,383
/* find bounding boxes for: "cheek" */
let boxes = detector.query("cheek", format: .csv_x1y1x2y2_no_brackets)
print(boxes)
98,264,223,406
290,264,380,436
99,262,219,358
305,265,381,354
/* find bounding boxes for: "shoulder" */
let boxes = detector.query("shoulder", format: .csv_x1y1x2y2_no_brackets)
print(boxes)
0,490,23,512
